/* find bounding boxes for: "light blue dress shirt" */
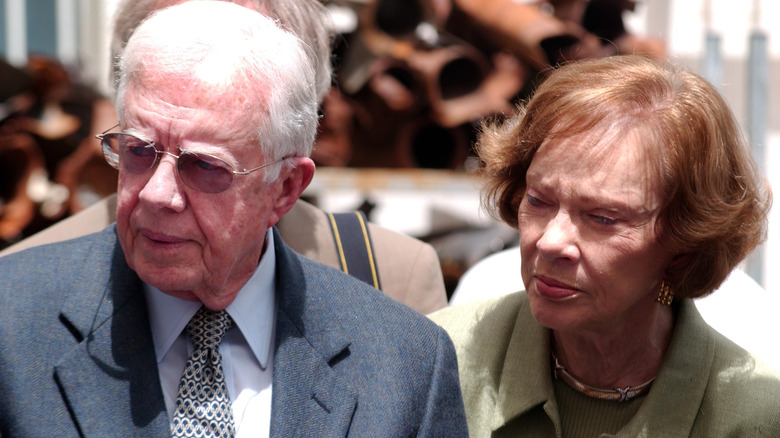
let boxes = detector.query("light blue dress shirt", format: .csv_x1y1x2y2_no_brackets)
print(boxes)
144,229,277,437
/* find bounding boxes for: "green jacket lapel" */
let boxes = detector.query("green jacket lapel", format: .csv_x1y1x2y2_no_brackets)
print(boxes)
616,300,712,437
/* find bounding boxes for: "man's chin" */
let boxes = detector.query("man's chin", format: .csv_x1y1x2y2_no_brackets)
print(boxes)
134,263,198,296
158,288,201,302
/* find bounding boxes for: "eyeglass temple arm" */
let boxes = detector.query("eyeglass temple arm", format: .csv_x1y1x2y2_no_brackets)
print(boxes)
96,123,120,139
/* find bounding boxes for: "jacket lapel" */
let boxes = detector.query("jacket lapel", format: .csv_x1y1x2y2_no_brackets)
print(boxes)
492,294,555,432
269,228,358,437
54,227,169,436
617,300,713,437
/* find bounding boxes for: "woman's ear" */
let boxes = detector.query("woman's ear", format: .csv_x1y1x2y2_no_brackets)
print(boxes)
669,253,688,267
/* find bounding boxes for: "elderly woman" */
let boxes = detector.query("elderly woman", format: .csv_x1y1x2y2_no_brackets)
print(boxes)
430,55,780,437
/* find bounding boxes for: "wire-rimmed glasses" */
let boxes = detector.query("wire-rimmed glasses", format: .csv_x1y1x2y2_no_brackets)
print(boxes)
96,124,289,194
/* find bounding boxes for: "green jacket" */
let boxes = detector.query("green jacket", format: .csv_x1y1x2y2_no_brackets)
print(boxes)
430,292,780,437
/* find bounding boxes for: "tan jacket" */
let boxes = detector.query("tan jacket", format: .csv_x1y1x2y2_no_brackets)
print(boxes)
1,195,447,314
430,292,780,437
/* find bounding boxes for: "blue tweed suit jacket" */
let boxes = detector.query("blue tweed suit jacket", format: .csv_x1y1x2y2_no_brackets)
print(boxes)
0,226,467,437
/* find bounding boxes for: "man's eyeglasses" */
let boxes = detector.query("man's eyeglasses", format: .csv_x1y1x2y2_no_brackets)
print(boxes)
96,124,289,194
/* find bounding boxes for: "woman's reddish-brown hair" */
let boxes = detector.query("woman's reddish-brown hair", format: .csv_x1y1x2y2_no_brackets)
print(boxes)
477,55,771,299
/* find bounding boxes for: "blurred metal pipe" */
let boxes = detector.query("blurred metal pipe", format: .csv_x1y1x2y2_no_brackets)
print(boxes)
394,120,470,169
56,0,78,66
364,43,522,127
367,60,426,112
4,0,27,66
745,15,768,285
701,0,722,89
407,46,523,127
373,0,426,38
405,44,488,101
748,36,768,166
702,32,723,90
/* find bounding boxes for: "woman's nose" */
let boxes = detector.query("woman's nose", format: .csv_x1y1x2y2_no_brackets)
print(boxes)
537,212,580,262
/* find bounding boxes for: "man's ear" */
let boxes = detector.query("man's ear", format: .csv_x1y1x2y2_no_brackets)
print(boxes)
266,157,315,228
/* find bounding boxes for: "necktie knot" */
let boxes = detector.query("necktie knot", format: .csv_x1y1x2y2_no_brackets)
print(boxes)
187,307,235,351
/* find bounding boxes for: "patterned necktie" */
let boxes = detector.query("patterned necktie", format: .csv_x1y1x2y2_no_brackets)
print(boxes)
172,307,236,437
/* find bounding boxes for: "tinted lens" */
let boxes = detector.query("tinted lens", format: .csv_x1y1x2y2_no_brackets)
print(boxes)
177,151,234,193
103,133,158,173
122,144,159,173
101,134,121,169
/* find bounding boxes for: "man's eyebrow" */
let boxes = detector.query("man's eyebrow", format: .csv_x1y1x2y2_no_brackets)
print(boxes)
122,128,155,143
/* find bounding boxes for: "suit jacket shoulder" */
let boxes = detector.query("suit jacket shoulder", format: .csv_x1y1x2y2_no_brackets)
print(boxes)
366,223,447,314
0,226,169,437
0,194,117,257
269,228,466,436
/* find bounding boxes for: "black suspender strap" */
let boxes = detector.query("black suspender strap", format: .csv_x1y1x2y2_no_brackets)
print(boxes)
326,211,381,290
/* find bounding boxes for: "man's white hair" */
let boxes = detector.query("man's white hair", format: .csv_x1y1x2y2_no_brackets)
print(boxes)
115,0,318,181
110,0,333,102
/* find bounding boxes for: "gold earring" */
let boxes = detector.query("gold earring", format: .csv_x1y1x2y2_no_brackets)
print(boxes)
656,280,673,306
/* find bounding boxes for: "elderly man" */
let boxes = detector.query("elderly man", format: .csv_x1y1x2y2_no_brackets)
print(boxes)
0,0,448,315
0,2,467,436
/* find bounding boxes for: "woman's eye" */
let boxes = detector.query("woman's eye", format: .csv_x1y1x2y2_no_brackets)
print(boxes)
526,195,544,206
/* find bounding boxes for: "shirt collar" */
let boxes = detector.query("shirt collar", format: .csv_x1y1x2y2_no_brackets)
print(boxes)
144,228,277,368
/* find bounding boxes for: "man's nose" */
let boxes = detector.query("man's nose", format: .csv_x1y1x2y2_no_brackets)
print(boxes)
137,156,187,212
